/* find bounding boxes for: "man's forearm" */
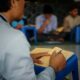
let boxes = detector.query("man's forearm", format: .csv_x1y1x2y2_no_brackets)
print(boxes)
38,24,47,33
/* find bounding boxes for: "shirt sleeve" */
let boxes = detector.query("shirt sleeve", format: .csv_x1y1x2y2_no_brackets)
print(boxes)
52,16,58,30
35,17,43,30
63,18,70,31
5,31,55,80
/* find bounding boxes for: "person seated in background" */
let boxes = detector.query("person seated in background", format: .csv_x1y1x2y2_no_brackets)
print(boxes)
35,4,58,41
62,4,80,41
11,16,27,29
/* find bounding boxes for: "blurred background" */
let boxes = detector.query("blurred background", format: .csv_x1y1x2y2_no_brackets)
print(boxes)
24,0,80,26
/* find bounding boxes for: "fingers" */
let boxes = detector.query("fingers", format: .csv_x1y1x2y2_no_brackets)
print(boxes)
31,52,50,60
35,52,50,59
33,59,42,64
52,51,57,57
39,52,50,56
43,20,50,25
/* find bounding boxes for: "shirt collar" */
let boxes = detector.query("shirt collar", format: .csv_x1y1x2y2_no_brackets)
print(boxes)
0,13,8,22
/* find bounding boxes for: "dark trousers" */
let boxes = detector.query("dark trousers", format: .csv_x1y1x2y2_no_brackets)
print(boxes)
37,33,63,41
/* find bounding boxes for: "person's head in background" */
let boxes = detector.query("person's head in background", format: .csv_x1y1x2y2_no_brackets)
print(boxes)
0,0,25,22
43,4,53,19
69,4,78,17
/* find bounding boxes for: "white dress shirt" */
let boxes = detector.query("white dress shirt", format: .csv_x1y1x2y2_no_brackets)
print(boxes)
36,14,57,33
0,17,55,80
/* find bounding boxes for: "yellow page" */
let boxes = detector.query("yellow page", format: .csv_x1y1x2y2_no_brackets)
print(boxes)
56,27,64,32
31,48,52,54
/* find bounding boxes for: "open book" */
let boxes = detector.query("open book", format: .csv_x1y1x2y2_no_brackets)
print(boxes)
31,47,74,67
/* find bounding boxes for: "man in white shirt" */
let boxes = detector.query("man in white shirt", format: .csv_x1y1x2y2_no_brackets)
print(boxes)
0,0,66,80
35,4,58,41
36,5,57,34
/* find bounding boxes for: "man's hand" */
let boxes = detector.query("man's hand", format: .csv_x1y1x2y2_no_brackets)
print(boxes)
38,19,51,33
49,52,66,72
31,52,50,64
43,19,50,26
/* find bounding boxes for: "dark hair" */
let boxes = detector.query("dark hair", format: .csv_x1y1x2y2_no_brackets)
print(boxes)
0,0,11,12
43,4,53,14
69,4,78,12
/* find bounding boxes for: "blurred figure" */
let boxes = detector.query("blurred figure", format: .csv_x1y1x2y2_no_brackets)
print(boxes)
35,4,58,41
63,5,80,32
11,16,27,29
62,4,80,40
36,4,57,34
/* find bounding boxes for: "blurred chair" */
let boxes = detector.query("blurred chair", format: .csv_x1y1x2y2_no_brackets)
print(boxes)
70,25,80,43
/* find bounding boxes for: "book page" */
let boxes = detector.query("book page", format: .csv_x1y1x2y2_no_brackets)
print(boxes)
51,47,74,60
62,50,74,60
35,56,50,67
31,48,52,54
48,47,62,54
